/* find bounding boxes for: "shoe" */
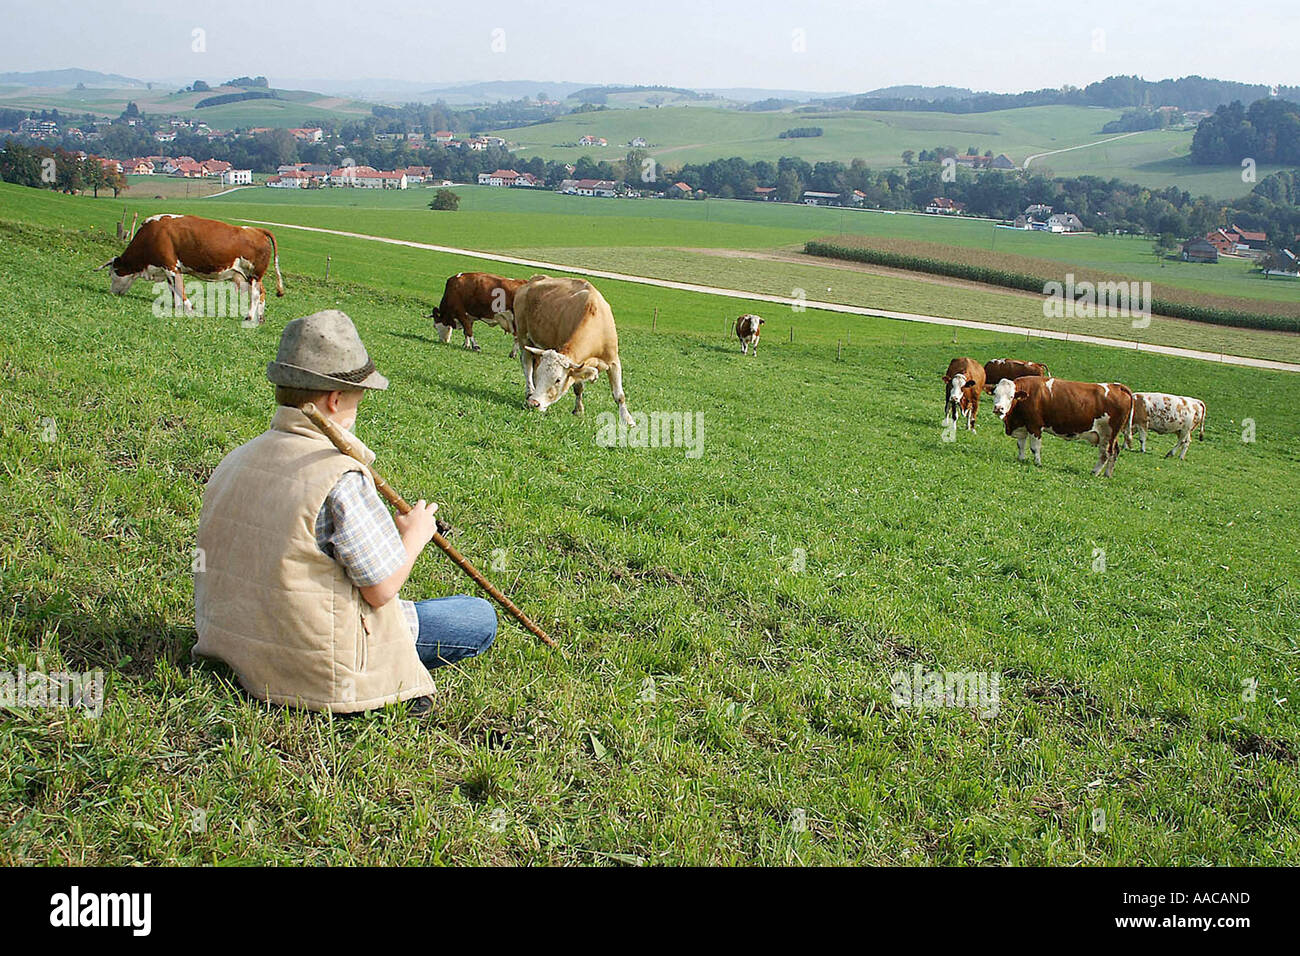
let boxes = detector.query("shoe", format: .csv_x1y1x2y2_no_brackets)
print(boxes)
407,695,435,717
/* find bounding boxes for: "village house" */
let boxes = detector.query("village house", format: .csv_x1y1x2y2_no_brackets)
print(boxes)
630,137,648,148
401,165,432,183
1232,225,1268,251
432,130,454,144
669,182,693,197
925,196,965,215
221,168,253,185
124,158,155,175
267,169,312,188
1205,227,1243,256
1047,213,1084,233
577,135,608,147
575,178,618,197
290,127,324,143
753,186,777,201
478,169,522,186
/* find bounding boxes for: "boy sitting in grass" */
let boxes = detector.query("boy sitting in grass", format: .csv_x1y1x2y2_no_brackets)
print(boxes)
194,309,496,715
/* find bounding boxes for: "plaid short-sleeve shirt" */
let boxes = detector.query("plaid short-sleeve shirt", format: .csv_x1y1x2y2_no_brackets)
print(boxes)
315,470,419,639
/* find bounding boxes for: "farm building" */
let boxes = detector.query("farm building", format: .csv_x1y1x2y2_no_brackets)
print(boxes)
801,190,841,206
1180,237,1219,262
575,178,618,197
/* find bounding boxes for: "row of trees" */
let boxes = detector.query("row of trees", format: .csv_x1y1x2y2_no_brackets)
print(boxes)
0,140,127,196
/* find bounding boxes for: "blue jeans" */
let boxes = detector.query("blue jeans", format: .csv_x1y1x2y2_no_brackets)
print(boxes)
414,595,497,668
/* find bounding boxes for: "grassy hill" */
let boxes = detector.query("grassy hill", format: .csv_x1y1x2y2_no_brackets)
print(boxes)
0,83,373,127
499,104,1129,167
3,184,1298,864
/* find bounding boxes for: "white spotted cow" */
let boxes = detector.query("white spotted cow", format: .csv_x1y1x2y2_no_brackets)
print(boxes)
736,314,764,355
97,214,283,325
992,376,1134,477
1125,392,1207,459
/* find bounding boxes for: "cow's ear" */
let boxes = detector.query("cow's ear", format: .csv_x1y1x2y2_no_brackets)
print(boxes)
572,362,600,383
1013,386,1029,400
941,374,951,383
982,382,995,393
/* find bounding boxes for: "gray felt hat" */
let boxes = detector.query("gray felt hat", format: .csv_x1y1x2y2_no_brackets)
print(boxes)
266,310,389,391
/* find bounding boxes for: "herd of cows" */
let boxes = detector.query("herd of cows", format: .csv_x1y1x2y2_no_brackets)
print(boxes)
942,356,1208,475
98,214,1208,473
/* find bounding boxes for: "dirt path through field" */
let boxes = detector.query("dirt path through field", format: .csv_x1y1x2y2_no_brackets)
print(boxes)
235,218,1300,374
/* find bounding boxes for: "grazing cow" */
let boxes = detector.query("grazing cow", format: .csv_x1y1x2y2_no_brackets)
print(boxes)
512,276,633,426
428,272,529,354
1125,392,1206,459
736,314,764,354
941,357,986,432
991,376,1134,476
97,214,283,325
983,358,1050,388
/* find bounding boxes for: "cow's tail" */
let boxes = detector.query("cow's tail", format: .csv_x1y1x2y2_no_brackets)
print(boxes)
266,230,285,296
1122,385,1135,451
1198,402,1206,441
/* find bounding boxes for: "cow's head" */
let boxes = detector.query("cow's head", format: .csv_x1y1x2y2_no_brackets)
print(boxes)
427,306,454,344
992,378,1027,420
523,347,600,410
97,257,136,295
943,372,970,419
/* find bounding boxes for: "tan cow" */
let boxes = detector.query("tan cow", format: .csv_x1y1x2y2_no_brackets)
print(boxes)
942,357,986,432
512,276,633,425
1125,392,1207,459
991,376,1134,477
97,213,283,325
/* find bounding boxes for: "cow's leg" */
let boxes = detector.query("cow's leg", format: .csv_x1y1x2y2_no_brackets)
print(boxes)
968,392,978,432
1093,426,1113,475
1139,426,1148,453
518,347,536,398
1014,428,1028,461
608,359,633,426
572,381,585,416
1029,433,1042,466
463,317,480,351
1104,432,1120,477
168,271,191,315
752,335,759,355
508,339,519,359
740,338,747,354
247,278,264,325
1178,429,1192,460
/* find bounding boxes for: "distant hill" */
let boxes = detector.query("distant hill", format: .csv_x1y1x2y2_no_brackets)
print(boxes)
821,75,1300,114
0,68,147,88
856,85,977,101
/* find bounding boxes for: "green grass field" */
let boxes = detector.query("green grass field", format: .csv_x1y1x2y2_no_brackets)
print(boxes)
500,104,1131,169
1,184,1298,864
9,181,1294,361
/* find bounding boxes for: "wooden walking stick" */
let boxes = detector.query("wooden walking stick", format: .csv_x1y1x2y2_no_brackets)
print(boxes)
301,403,558,649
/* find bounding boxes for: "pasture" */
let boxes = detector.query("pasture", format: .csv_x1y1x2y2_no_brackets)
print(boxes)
1,185,1298,864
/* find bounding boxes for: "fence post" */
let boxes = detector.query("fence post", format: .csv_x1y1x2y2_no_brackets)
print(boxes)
325,255,331,281
652,307,657,332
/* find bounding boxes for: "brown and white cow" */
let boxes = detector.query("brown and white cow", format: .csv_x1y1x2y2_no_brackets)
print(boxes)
942,357,986,432
991,376,1134,477
428,271,529,354
511,276,633,425
736,314,764,354
1125,392,1206,459
983,358,1050,387
97,214,283,325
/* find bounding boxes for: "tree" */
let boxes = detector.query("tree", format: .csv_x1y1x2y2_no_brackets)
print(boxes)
775,168,803,203
1152,232,1179,261
901,150,915,166
428,189,460,211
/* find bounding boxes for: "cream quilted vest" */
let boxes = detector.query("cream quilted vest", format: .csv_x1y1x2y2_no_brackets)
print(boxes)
193,406,434,712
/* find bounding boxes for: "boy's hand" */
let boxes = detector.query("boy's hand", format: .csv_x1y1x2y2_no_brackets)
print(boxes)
395,499,438,548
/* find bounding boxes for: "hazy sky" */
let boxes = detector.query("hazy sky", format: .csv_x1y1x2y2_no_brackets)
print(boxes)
1,0,1295,94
